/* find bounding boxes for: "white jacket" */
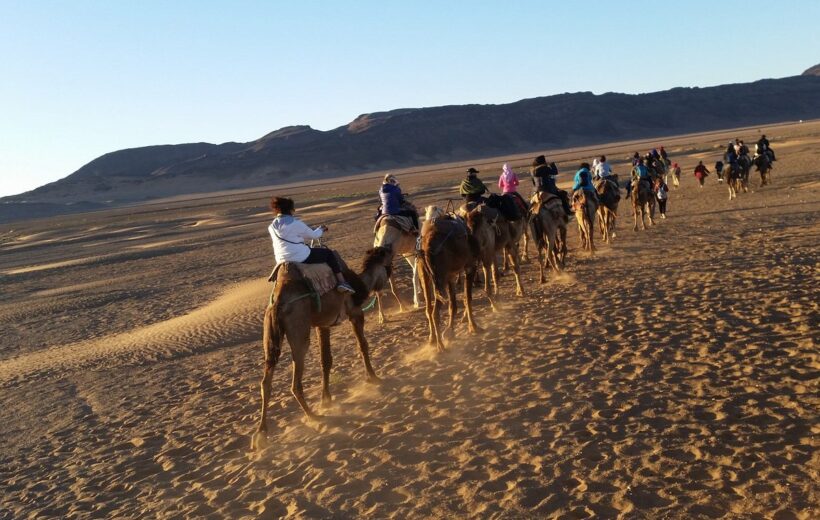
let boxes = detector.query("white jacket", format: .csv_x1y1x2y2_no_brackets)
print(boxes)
268,215,324,263
595,162,612,178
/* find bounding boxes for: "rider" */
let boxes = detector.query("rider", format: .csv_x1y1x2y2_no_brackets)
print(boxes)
725,141,739,170
632,151,641,167
757,134,776,161
593,155,613,181
572,162,599,203
268,196,356,293
498,162,528,211
460,167,488,204
659,146,669,162
531,155,572,216
379,174,419,231
632,158,653,195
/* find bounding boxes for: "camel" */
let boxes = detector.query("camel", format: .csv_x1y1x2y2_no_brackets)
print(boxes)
572,189,597,253
595,178,620,244
724,164,747,200
754,155,773,187
464,206,500,309
631,177,656,231
418,206,480,352
529,193,567,283
461,198,526,297
373,218,421,323
252,246,394,450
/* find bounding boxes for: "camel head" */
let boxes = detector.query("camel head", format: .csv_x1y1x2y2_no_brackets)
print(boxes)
424,205,444,222
360,245,394,292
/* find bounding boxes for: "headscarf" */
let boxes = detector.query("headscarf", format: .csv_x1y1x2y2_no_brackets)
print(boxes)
501,163,515,183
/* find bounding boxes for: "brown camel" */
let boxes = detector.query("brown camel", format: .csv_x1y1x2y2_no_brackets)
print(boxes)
419,206,480,352
252,246,393,450
464,205,500,309
754,155,773,187
724,164,745,200
572,189,597,253
595,178,620,244
529,192,568,283
631,177,656,230
373,219,420,323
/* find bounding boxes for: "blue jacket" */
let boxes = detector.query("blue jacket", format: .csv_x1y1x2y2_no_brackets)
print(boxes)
379,183,404,215
572,168,595,191
635,164,650,178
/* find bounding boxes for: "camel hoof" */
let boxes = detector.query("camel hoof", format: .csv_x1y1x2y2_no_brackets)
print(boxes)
251,430,268,451
469,325,484,334
367,374,382,385
321,395,333,408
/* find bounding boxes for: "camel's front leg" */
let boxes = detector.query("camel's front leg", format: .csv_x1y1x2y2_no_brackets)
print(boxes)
350,313,380,383
376,292,386,325
464,266,482,333
287,330,317,419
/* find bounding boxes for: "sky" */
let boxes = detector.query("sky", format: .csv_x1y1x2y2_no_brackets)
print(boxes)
1,0,818,197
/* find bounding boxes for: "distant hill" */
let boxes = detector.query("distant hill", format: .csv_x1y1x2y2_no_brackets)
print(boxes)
803,63,820,76
3,74,820,223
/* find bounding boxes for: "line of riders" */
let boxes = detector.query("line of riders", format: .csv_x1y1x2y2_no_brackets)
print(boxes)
254,136,779,435
269,134,778,295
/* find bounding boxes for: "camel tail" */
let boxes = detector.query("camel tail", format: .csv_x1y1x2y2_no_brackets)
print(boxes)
262,303,282,366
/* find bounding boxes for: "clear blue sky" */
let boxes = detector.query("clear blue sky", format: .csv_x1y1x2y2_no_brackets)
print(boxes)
1,0,818,197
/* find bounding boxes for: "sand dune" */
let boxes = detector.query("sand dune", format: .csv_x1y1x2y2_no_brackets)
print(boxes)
0,123,817,519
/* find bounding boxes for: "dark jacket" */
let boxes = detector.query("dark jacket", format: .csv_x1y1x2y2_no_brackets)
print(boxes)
379,183,404,215
531,164,558,193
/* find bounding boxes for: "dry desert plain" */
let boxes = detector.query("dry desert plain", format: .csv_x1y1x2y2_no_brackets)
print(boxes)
0,122,818,519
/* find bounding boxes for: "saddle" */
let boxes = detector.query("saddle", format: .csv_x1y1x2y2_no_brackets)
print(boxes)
374,214,415,234
532,191,559,204
267,262,338,297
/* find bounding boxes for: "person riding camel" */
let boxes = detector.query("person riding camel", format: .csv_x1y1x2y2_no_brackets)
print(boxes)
531,155,572,216
572,162,598,204
633,158,653,191
757,134,776,161
694,161,710,187
659,146,668,162
460,167,488,205
594,155,614,182
498,163,528,213
268,196,355,293
632,151,641,167
725,141,739,170
379,174,419,231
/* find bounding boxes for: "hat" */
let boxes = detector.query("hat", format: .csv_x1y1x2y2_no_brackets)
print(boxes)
383,174,398,185
467,167,479,175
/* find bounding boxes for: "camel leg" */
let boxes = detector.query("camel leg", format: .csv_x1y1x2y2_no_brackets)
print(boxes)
420,266,439,347
537,239,547,283
521,227,531,263
252,335,279,450
464,266,481,333
508,247,524,296
285,326,316,419
350,313,380,382
443,279,458,339
408,256,422,309
648,203,655,226
376,292,386,325
633,204,639,231
317,327,333,407
388,275,405,313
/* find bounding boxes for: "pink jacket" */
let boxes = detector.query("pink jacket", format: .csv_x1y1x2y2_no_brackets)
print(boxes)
498,163,519,193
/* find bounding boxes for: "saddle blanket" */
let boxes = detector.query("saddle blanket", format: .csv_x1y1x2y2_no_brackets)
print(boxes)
374,214,415,234
268,262,337,297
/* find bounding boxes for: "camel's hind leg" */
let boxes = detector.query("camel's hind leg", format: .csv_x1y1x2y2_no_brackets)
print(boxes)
376,292,387,325
506,245,524,296
443,279,458,338
408,256,422,309
252,305,281,450
464,266,481,333
350,313,380,382
388,275,405,313
284,324,316,419
317,327,333,407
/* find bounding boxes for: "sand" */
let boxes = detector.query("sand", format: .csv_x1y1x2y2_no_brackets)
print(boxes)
0,122,818,519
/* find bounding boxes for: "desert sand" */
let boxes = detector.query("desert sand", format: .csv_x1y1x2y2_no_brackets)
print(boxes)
0,122,818,519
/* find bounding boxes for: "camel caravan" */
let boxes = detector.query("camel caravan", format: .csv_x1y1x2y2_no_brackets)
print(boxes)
253,136,779,447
